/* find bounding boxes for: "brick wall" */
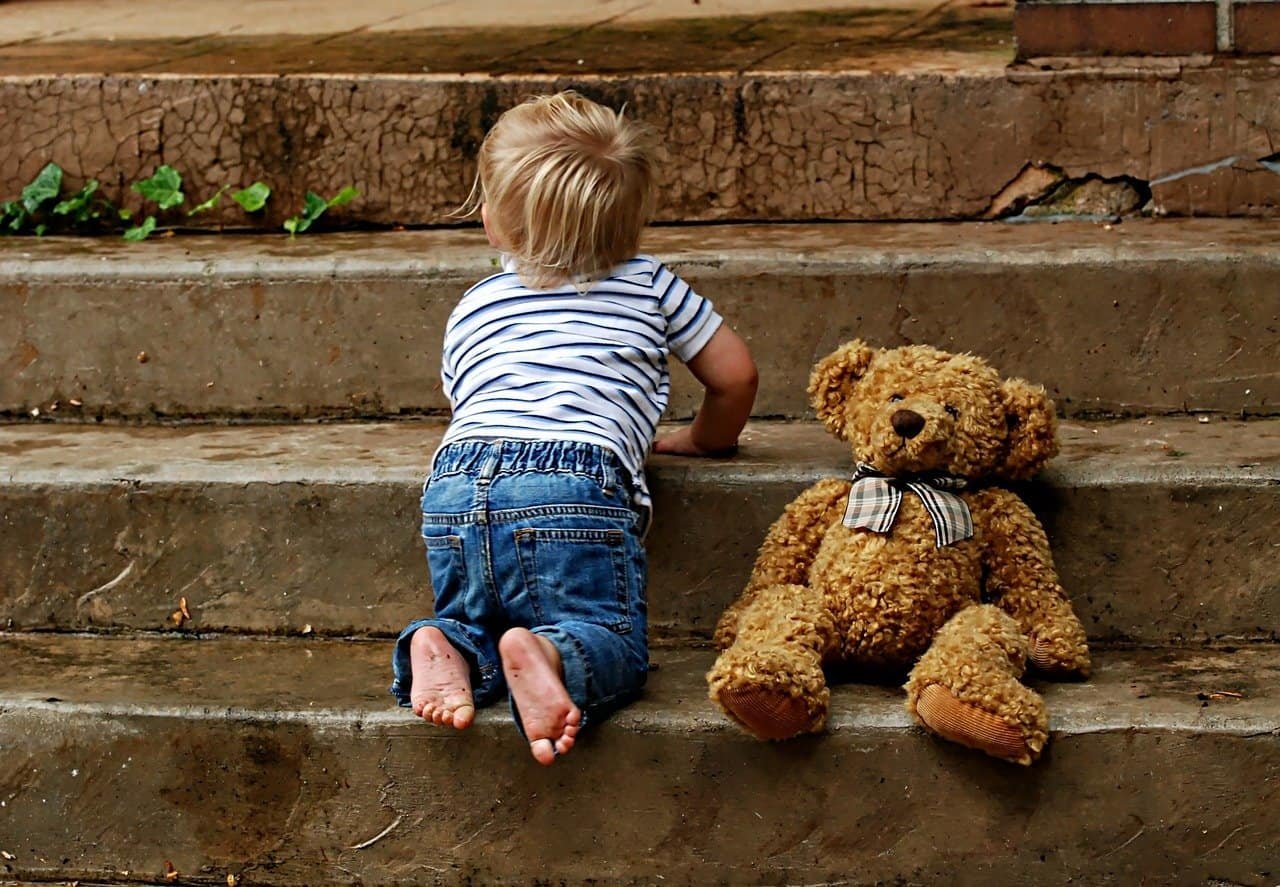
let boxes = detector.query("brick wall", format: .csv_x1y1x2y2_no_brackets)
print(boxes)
1015,0,1280,57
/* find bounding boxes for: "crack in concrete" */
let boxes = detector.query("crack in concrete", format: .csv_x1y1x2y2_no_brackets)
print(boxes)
990,166,1151,223
309,4,454,48
74,560,135,611
348,813,402,850
487,5,649,74
738,41,798,73
885,0,958,41
1203,824,1247,857
1150,155,1241,186
1103,819,1146,856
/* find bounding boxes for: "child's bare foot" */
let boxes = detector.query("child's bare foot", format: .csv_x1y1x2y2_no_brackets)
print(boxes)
409,626,475,729
499,628,582,765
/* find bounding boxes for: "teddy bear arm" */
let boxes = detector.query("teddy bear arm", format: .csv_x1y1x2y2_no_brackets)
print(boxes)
973,489,1091,677
750,477,852,585
712,478,851,649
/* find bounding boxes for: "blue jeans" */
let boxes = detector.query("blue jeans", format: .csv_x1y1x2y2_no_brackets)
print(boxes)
390,439,649,730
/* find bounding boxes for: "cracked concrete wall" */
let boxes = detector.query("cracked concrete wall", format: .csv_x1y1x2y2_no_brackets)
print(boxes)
2,67,1279,224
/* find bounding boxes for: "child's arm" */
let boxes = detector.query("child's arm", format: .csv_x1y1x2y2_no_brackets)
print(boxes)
654,325,757,456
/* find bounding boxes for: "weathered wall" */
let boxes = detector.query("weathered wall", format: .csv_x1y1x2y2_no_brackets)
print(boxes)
2,66,1278,224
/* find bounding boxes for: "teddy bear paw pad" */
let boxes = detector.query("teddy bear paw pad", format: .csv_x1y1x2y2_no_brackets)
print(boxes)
916,683,1034,765
1030,636,1090,677
720,686,815,741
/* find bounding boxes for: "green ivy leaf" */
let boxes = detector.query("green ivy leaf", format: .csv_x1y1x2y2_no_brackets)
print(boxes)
133,165,185,210
283,191,328,235
21,162,63,213
53,180,101,221
187,184,230,217
33,223,47,237
232,182,271,212
1,200,27,233
326,186,358,209
302,190,329,219
122,215,157,242
282,187,357,236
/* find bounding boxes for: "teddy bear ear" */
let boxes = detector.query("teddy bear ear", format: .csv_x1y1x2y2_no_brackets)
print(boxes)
808,340,876,440
999,378,1060,480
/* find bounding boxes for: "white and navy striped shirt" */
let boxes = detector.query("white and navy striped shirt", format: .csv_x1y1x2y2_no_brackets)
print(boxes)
439,254,723,516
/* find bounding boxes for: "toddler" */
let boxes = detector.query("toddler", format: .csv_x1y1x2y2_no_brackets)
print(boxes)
390,91,758,765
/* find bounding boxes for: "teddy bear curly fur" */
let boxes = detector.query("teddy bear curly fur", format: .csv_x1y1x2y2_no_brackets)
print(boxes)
706,340,1091,765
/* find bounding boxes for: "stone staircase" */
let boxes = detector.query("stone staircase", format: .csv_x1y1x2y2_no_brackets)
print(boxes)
2,2,1280,884
3,225,1278,885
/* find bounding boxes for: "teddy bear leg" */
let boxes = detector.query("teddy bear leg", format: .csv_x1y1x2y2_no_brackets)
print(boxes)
1021,593,1092,678
905,604,1049,765
707,583,835,741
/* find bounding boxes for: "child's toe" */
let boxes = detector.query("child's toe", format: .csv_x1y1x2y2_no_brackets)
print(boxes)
529,738,557,765
449,702,476,729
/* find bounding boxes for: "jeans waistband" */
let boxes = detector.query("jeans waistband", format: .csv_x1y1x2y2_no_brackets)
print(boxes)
432,438,627,486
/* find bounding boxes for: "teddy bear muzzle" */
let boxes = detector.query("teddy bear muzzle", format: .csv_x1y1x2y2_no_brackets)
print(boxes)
890,409,926,439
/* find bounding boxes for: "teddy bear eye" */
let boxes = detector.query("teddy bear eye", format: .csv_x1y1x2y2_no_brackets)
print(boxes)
889,394,904,403
945,405,960,419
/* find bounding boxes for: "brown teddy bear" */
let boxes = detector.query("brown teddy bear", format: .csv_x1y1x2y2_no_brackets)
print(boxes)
707,340,1091,765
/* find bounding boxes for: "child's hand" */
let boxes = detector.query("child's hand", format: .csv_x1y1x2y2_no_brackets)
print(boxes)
653,426,738,458
658,325,756,457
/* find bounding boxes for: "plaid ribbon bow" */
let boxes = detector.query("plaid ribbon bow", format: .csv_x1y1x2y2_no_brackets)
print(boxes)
842,463,974,548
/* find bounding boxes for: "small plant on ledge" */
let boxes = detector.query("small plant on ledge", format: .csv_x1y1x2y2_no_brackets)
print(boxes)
0,162,358,241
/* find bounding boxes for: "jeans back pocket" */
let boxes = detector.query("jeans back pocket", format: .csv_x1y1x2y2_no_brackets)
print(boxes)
514,527,632,634
423,533,468,608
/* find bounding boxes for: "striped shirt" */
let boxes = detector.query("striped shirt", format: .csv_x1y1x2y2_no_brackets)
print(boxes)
439,254,724,516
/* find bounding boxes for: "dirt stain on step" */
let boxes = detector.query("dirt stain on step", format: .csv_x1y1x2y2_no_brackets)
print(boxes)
160,724,342,860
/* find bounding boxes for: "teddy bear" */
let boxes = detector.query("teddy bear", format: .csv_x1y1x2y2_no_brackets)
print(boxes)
706,340,1091,765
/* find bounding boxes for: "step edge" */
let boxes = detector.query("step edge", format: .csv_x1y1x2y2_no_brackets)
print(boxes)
8,242,1280,282
5,697,1278,739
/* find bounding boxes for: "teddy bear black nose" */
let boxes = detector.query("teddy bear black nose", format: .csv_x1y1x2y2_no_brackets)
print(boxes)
891,409,926,439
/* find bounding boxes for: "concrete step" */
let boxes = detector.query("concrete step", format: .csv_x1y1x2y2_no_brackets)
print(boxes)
0,633,1276,884
4,417,1277,644
0,0,1010,77
2,63,1279,226
4,221,1279,421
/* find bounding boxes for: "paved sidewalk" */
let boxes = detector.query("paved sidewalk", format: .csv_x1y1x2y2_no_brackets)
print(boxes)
0,0,1013,74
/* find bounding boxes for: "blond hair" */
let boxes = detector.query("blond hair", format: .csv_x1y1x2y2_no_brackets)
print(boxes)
462,91,655,289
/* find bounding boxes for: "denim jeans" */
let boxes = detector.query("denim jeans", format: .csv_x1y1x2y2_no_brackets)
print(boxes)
390,438,649,729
